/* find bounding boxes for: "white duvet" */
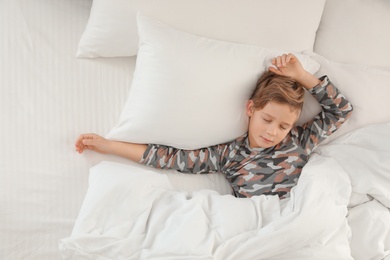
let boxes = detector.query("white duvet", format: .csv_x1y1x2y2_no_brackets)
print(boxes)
59,124,390,260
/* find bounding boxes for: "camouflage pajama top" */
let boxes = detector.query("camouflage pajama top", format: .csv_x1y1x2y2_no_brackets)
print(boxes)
140,76,353,199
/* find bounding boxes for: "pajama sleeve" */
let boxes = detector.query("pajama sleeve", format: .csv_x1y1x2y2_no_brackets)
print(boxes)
295,75,353,152
139,143,227,174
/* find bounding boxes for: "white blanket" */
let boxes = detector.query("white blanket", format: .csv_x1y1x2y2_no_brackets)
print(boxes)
59,124,390,260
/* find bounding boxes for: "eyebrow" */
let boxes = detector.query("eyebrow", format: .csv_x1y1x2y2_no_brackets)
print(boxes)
262,112,293,127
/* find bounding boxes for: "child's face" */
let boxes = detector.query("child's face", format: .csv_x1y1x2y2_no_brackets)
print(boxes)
246,100,300,149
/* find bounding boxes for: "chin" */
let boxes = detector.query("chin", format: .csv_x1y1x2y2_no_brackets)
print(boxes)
254,140,273,149
261,143,274,149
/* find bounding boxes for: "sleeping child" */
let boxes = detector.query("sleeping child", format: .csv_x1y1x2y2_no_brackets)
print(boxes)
75,53,353,199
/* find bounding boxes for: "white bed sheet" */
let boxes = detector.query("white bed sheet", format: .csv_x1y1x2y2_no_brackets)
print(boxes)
59,124,390,259
0,1,231,259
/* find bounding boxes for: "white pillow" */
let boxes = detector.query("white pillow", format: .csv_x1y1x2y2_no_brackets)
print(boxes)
106,14,320,149
303,52,390,143
314,0,390,67
77,0,326,58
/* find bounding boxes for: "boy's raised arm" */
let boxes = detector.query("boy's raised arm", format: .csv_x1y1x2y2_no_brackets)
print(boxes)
268,53,320,89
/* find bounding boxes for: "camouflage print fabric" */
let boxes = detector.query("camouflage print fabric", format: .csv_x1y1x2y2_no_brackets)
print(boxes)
140,76,353,199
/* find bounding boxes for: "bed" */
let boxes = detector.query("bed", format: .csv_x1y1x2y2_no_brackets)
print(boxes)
1,0,389,259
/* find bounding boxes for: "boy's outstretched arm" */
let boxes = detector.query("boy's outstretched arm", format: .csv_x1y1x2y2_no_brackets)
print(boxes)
268,53,320,90
75,133,147,162
75,133,225,174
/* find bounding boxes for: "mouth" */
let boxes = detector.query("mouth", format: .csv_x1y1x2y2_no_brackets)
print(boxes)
261,136,273,143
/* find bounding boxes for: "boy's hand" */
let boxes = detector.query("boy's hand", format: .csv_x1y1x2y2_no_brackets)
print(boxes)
75,133,148,162
75,133,112,154
268,53,305,81
268,53,320,89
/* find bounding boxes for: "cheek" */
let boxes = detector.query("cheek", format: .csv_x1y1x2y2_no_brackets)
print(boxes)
250,118,264,130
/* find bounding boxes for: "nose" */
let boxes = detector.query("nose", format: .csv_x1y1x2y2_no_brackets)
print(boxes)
266,125,277,136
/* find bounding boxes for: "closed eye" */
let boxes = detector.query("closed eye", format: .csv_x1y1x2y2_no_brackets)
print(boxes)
280,124,291,130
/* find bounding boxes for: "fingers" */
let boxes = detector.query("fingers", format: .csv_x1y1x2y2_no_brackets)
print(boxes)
74,133,98,153
271,55,284,67
285,53,296,63
271,53,296,68
268,66,282,75
74,135,84,153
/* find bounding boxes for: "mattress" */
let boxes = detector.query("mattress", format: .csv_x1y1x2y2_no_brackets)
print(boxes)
0,1,231,259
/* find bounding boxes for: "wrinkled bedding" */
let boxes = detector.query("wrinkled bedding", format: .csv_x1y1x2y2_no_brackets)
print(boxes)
59,124,390,260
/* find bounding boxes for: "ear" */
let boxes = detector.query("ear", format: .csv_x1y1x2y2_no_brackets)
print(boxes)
246,100,255,117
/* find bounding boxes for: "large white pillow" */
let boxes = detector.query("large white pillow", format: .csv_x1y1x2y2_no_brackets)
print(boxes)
77,0,326,58
106,14,320,149
303,52,390,144
314,0,390,67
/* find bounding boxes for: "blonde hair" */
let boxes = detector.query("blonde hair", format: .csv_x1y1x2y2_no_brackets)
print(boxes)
250,71,305,112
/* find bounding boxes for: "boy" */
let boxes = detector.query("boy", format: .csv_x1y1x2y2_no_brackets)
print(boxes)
75,54,353,199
